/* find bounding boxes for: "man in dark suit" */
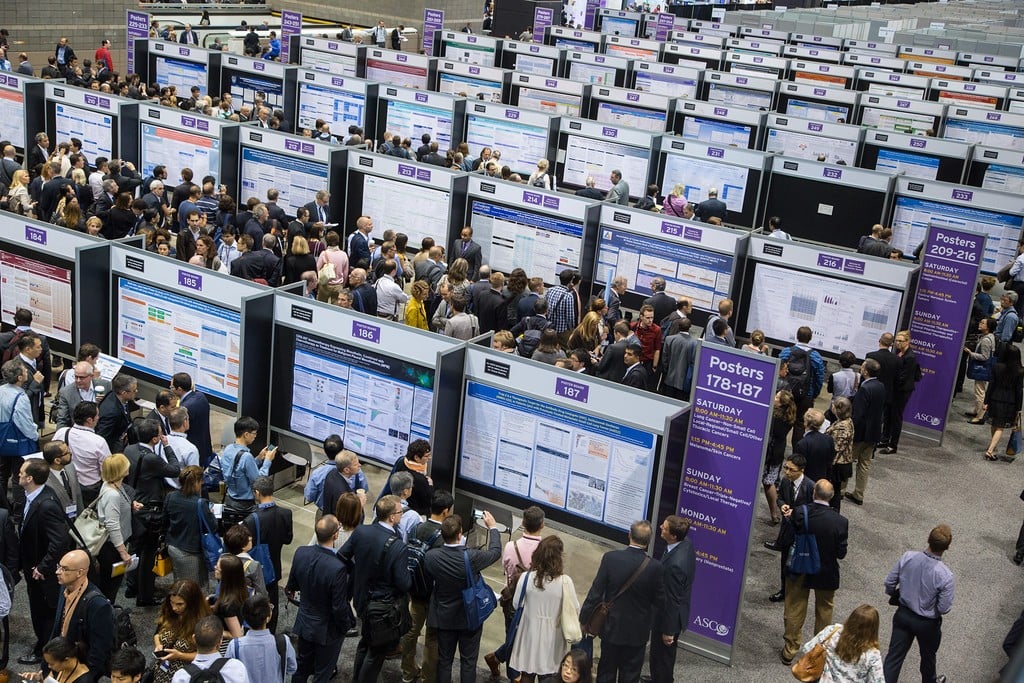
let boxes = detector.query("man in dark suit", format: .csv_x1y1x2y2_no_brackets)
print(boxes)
178,23,199,45
421,511,502,683
28,132,50,176
866,332,899,445
793,409,835,485
170,168,195,211
41,441,83,521
146,389,175,438
265,188,289,228
621,343,650,390
844,359,886,507
123,419,180,607
95,374,137,454
765,454,816,602
286,515,353,683
695,187,727,223
338,496,412,683
475,272,509,334
650,516,696,683
580,520,664,683
171,373,214,466
14,333,47,425
245,476,293,633
450,226,483,282
303,190,332,227
779,480,849,665
37,161,74,223
50,549,114,682
421,142,447,167
54,37,76,74
642,277,677,330
18,458,70,665
416,134,432,162
574,175,605,200
596,321,632,382
881,330,922,455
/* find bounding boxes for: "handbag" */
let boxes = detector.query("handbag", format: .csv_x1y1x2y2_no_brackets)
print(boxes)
197,498,224,570
70,497,108,556
153,547,173,577
462,547,497,630
967,353,996,381
787,506,821,575
582,556,650,637
247,511,277,585
791,625,841,682
0,393,37,457
364,536,411,646
560,574,582,644
1008,420,1022,457
494,571,530,661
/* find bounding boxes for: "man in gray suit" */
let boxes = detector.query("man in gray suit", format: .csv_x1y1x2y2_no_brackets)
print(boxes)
41,441,83,520
660,319,698,401
54,362,109,429
606,169,630,205
443,295,480,341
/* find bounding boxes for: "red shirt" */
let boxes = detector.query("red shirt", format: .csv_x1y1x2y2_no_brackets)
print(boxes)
630,321,662,362
95,46,113,72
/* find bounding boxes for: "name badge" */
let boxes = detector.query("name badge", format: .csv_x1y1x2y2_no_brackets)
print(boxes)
65,504,78,518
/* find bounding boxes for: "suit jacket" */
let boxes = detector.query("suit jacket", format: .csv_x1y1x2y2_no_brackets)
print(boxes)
643,292,677,328
322,469,360,520
607,180,630,205
575,187,605,200
696,197,727,222
303,201,330,225
20,487,70,577
285,544,353,644
656,537,696,637
175,229,199,263
338,522,411,614
37,176,74,221
579,546,664,646
422,528,502,630
865,349,899,400
179,30,199,44
351,282,378,316
475,289,509,334
781,503,848,591
621,363,649,389
852,377,886,443
661,332,697,391
794,430,835,484
51,582,114,680
28,145,49,174
596,340,629,382
895,350,922,394
19,356,45,423
180,390,214,465
244,503,293,583
124,442,180,506
450,239,483,281
56,382,106,430
266,201,288,227
146,409,171,438
779,475,815,509
46,464,84,519
95,392,130,454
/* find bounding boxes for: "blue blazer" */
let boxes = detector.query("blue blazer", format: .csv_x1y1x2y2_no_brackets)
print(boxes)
285,544,353,644
180,390,214,465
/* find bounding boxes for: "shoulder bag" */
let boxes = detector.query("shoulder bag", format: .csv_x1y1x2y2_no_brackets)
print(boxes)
561,574,582,644
247,510,277,585
0,393,37,456
495,571,529,661
70,496,107,556
197,498,224,570
582,556,650,637
786,506,821,575
791,625,841,682
499,539,527,618
364,535,412,646
462,547,497,630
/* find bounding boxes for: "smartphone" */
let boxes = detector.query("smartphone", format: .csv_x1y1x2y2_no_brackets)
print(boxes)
266,444,278,452
154,650,169,658
473,508,484,520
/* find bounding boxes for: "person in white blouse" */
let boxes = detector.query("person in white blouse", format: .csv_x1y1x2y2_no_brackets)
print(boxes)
374,260,409,320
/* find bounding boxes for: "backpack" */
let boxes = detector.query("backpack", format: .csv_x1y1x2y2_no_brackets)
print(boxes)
407,526,443,599
184,658,229,683
531,174,547,188
518,316,552,358
317,258,337,287
498,539,529,617
783,346,811,401
0,329,26,364
113,604,138,648
1014,323,1024,344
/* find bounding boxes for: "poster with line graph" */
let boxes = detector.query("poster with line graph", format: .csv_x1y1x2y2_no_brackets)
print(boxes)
746,263,903,357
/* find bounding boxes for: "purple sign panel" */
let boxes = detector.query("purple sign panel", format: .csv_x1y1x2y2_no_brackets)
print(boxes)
423,9,445,56
126,9,151,75
352,320,381,344
677,346,776,650
534,7,555,43
280,11,302,63
655,13,676,41
902,226,985,437
584,0,602,30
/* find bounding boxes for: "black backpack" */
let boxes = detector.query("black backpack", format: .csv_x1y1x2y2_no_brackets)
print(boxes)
784,346,811,401
184,658,229,683
0,329,26,364
113,604,138,648
407,526,442,599
518,316,553,358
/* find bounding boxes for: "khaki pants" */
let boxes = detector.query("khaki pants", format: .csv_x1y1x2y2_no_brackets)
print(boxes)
400,596,438,683
842,441,874,501
974,380,988,418
782,577,836,660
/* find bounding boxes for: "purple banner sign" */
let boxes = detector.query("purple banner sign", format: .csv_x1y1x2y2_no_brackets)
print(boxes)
654,13,676,41
534,7,555,43
902,226,985,440
584,0,602,30
352,320,381,344
423,9,445,56
126,9,151,75
677,346,776,655
280,11,302,63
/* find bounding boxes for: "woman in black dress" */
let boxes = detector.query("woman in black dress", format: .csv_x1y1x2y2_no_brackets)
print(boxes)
984,344,1024,460
762,389,796,524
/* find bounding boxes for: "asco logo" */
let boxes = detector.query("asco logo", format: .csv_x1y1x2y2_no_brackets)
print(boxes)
914,413,942,426
693,615,731,636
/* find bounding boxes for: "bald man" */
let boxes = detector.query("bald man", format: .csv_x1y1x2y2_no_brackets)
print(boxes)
52,549,114,681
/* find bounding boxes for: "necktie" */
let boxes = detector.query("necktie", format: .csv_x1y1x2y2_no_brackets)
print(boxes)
60,470,72,499
462,241,468,254
319,206,326,223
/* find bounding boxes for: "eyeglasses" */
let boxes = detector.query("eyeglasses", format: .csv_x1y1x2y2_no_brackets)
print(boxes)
783,465,801,473
74,374,91,379
56,565,84,573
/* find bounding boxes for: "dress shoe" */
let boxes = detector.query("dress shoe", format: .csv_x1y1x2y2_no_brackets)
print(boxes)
844,493,864,506
1013,552,1023,566
763,541,781,552
484,652,501,678
875,441,889,449
769,590,785,603
124,589,137,599
964,411,977,417
17,654,42,666
879,447,897,455
934,676,946,683
346,627,359,637
779,650,794,665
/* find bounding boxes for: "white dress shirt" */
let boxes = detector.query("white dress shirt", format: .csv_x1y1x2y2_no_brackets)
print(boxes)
54,426,111,487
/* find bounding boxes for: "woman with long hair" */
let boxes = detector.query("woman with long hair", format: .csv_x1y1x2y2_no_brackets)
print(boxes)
162,465,218,589
662,183,688,217
94,453,136,602
508,536,579,682
56,197,86,231
532,329,567,365
566,311,603,355
984,342,1024,460
763,390,796,524
189,235,227,273
153,579,212,683
213,554,249,642
440,257,471,301
826,396,854,509
108,192,137,239
796,604,883,682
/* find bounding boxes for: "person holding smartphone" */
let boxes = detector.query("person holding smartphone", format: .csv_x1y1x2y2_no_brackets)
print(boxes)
218,417,276,529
